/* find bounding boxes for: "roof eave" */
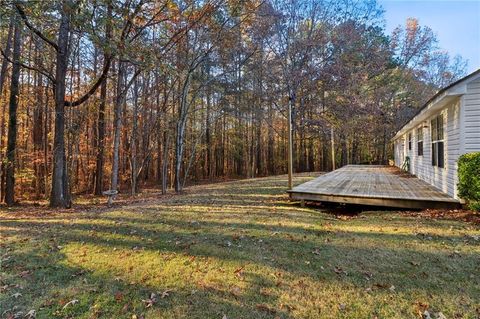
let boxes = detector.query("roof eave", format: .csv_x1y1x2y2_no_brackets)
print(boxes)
392,68,480,141
392,91,463,141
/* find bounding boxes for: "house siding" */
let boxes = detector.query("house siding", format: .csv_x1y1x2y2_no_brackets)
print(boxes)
394,99,461,198
393,71,480,200
464,78,480,152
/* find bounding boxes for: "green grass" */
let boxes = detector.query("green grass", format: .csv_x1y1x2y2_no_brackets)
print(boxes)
1,174,479,318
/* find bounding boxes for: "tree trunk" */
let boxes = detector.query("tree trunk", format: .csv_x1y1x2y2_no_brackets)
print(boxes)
161,131,169,195
4,18,22,206
174,72,192,193
340,133,348,166
0,17,14,201
50,2,72,208
0,17,13,97
111,60,126,193
93,4,111,195
205,80,211,180
33,45,45,198
93,65,107,195
130,75,139,195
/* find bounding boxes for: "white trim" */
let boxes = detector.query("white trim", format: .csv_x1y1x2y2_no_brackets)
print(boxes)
393,94,460,140
393,71,480,141
459,94,466,155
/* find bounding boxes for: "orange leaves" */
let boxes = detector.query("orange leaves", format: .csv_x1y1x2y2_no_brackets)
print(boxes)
114,291,124,301
406,18,419,41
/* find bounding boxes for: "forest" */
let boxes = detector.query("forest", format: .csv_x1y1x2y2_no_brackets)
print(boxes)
0,0,467,207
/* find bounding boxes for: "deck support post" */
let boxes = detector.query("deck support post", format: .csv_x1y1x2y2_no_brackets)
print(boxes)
331,126,335,170
287,100,293,189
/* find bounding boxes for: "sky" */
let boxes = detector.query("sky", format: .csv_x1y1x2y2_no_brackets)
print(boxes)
379,0,480,73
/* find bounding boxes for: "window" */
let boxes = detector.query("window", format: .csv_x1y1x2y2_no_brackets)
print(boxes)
408,133,412,150
431,114,444,168
417,127,423,156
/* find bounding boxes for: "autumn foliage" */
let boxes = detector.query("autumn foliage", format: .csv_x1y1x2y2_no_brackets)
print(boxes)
0,0,467,206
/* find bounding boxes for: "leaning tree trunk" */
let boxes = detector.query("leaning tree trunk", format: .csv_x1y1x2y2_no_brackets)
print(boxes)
4,18,22,206
50,4,72,208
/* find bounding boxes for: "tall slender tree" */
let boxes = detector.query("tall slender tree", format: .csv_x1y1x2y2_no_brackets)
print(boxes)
4,13,22,206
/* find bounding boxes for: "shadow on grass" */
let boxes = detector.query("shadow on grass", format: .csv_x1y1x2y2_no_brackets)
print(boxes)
2,215,479,298
1,173,479,318
1,243,291,319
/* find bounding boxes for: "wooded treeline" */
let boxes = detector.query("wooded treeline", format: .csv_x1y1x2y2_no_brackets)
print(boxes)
0,0,467,207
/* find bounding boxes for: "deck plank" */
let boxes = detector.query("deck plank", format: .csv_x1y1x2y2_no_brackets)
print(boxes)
288,165,460,209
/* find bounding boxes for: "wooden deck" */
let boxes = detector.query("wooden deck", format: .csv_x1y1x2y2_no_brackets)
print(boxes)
288,165,461,209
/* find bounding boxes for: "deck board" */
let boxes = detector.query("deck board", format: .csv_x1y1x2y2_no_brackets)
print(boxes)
288,165,460,209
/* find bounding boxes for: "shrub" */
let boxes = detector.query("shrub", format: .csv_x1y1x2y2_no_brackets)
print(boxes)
458,152,480,211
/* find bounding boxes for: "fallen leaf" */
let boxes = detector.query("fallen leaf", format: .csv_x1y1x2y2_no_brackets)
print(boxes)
333,266,347,276
280,303,295,311
435,312,447,319
114,292,124,301
230,286,241,297
142,293,157,308
62,299,79,309
234,266,245,278
161,290,172,298
423,310,432,319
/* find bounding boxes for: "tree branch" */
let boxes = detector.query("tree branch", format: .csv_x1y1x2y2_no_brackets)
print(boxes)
15,2,59,51
0,45,56,83
65,55,112,107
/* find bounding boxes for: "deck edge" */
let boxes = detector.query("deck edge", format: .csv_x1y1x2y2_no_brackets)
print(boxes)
288,191,461,209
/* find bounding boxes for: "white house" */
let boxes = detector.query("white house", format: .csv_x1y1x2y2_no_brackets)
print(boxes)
393,69,480,200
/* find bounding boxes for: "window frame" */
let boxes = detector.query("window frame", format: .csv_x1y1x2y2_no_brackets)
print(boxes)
417,126,423,156
431,114,444,168
408,132,412,151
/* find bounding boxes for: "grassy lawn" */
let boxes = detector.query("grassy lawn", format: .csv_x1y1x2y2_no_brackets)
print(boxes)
1,174,479,319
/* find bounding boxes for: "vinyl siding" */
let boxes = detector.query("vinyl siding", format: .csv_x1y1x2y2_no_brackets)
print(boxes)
464,78,480,152
394,99,461,198
393,74,480,199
